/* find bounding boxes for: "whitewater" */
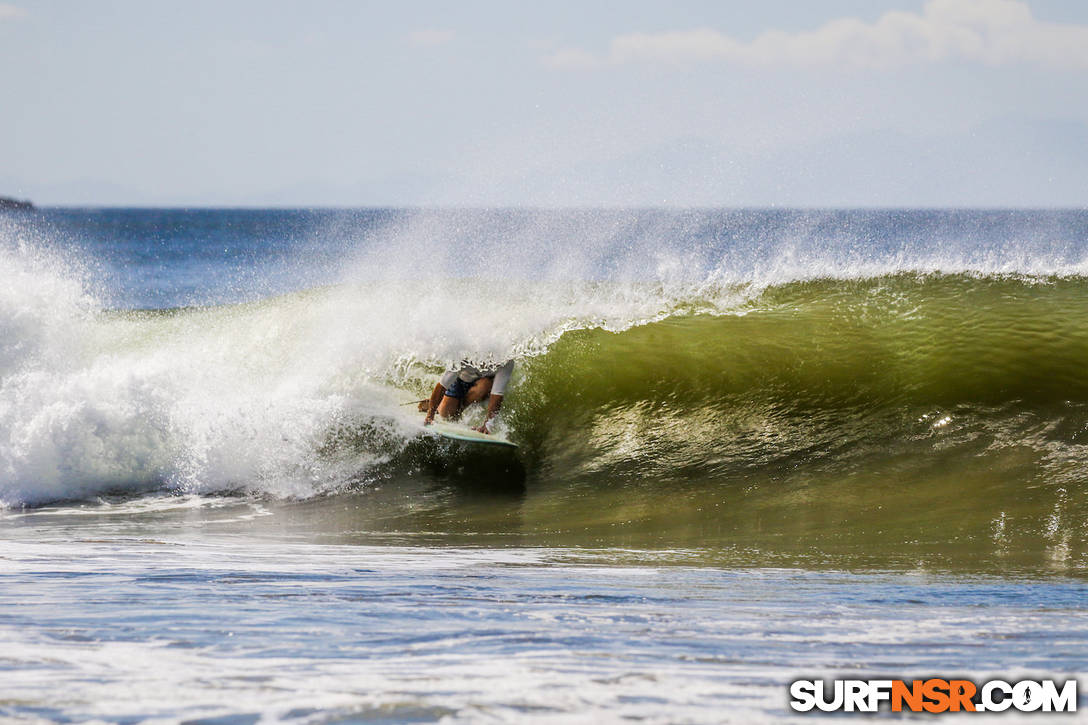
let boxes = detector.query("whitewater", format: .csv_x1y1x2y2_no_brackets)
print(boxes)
1,208,1087,723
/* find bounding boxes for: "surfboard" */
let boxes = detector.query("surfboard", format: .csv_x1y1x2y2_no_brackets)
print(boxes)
426,421,518,449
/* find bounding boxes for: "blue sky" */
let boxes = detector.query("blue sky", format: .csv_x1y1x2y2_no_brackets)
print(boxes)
2,0,1087,206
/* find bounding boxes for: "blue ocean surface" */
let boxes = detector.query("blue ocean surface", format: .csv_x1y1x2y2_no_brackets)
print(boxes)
1,208,1087,722
13,207,1088,308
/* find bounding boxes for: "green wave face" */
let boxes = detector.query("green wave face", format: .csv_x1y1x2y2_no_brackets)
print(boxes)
484,274,1088,571
5,262,1088,572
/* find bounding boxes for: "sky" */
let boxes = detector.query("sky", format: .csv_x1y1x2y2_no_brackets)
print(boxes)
2,0,1087,207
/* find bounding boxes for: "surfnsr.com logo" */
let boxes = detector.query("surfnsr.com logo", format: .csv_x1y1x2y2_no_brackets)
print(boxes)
789,678,1078,713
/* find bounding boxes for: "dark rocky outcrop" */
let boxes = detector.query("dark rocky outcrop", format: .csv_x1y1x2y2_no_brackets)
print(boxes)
0,196,34,210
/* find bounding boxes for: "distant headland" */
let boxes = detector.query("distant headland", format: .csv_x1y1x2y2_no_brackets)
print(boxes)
0,196,34,210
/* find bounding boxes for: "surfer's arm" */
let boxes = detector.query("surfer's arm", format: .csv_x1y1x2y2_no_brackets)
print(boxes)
475,360,513,433
475,394,503,433
423,383,445,425
490,360,513,397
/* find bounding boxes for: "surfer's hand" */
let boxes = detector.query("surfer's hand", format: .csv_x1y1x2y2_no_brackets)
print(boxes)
474,423,490,434
423,414,434,426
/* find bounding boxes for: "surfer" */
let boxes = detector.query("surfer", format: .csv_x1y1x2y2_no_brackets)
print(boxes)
422,360,514,434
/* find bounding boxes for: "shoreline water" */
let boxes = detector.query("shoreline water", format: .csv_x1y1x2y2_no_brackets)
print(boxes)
3,516,1087,723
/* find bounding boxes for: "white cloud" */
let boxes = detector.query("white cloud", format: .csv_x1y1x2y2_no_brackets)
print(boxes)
407,29,455,48
544,0,1088,71
0,3,26,21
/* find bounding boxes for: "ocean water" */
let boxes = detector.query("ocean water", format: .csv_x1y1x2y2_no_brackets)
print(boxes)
1,208,1087,722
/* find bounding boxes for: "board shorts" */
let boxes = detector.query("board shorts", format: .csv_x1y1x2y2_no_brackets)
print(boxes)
443,375,484,400
440,360,514,399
